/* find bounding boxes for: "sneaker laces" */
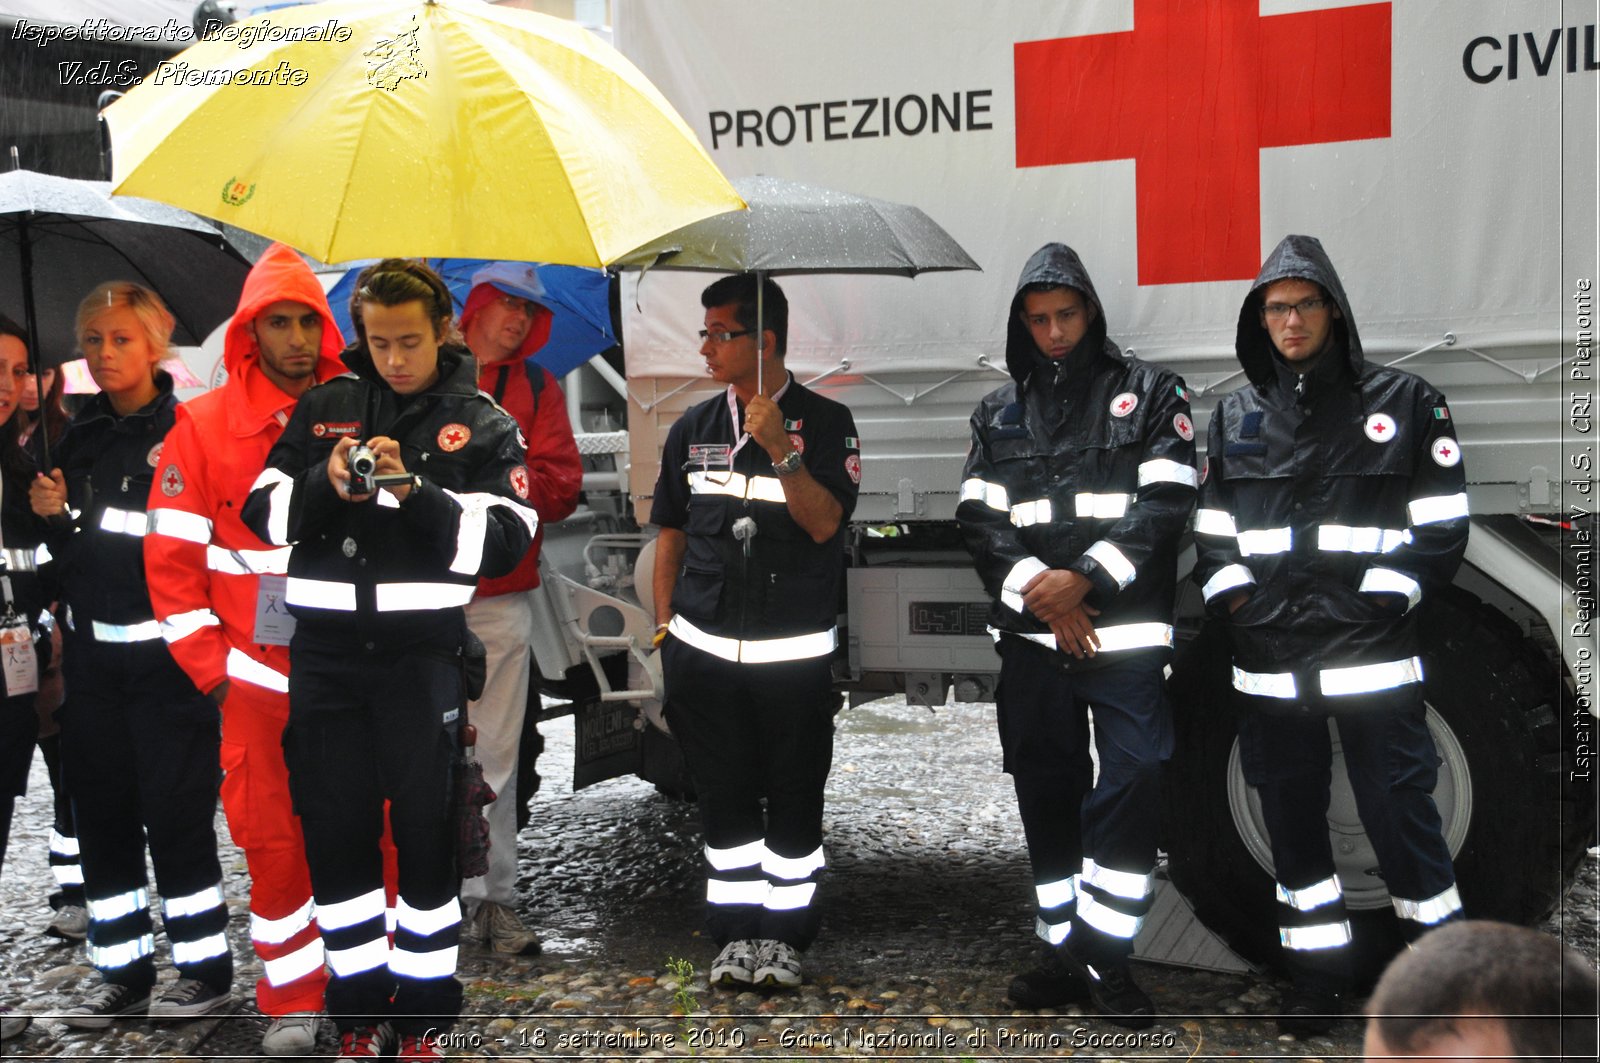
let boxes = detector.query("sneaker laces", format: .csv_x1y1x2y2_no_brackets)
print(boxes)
78,983,130,1011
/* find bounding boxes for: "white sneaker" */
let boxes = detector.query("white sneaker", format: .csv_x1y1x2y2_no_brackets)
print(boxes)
709,939,760,988
261,1011,321,1055
753,939,803,989
45,905,88,941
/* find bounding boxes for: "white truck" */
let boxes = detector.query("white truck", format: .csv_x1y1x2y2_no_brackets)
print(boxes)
525,0,1597,976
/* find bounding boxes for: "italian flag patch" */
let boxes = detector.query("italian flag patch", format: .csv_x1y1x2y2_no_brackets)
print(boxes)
1433,406,1450,420
844,436,860,449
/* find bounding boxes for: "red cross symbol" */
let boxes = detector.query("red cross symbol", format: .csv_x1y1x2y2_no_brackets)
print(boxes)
163,469,181,491
1437,443,1451,457
443,428,464,446
1015,0,1392,285
1115,397,1134,413
1372,422,1388,434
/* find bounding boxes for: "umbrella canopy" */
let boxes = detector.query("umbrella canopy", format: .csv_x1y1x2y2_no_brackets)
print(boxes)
103,0,745,267
60,356,205,395
613,175,981,276
326,258,614,379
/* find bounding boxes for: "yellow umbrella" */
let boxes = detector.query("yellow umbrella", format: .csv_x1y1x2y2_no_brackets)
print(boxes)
104,0,743,266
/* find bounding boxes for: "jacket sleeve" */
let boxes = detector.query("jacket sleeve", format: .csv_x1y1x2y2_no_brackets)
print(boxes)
242,400,342,546
144,409,228,694
522,367,582,526
1355,389,1470,613
956,407,1046,615
1192,404,1256,614
1067,375,1198,604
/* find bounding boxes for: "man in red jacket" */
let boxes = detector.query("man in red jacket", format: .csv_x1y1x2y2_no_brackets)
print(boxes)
145,244,348,1055
456,263,582,954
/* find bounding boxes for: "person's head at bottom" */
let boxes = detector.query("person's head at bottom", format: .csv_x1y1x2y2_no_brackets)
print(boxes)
1364,920,1597,1061
348,258,455,395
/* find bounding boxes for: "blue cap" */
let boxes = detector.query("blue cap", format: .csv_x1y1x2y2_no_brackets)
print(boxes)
469,262,547,305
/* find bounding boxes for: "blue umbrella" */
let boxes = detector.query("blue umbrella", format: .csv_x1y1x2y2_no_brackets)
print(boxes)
327,258,614,379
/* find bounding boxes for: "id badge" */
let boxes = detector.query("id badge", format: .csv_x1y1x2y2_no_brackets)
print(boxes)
252,575,296,646
1,616,38,697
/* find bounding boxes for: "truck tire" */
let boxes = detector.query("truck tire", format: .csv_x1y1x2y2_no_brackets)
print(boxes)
1163,585,1595,982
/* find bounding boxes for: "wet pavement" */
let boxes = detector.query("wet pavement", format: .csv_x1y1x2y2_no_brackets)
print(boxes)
2,695,1595,1059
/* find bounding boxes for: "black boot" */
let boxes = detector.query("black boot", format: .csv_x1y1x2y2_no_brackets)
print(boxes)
1007,943,1090,1009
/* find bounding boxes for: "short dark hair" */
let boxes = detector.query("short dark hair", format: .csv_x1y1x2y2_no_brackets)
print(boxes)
701,273,787,357
1366,921,1597,1062
349,259,457,347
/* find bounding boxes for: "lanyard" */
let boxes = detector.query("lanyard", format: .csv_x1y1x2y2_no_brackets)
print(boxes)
723,372,792,465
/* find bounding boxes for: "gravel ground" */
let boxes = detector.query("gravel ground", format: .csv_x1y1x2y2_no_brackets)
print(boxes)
1,696,1594,1060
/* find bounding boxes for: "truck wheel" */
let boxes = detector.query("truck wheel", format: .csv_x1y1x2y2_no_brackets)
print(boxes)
1163,585,1595,982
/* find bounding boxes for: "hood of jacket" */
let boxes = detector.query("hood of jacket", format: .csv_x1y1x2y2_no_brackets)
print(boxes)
340,341,480,397
1005,242,1114,385
458,267,555,366
1234,234,1364,390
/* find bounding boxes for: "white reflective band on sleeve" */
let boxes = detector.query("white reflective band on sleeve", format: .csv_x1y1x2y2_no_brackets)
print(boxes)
1035,876,1078,909
286,577,357,611
1358,567,1422,611
327,937,390,976
91,619,164,643
171,932,231,965
88,887,149,922
959,477,1009,512
1074,493,1129,519
315,888,386,931
1319,656,1424,696
1202,564,1256,603
50,830,80,857
251,898,315,946
147,507,213,545
1082,540,1136,589
1279,921,1353,951
1137,458,1198,489
442,490,539,577
394,896,461,938
1317,525,1412,553
1237,527,1293,556
763,846,826,882
374,582,476,612
764,882,817,911
1000,556,1050,615
1082,859,1152,901
1092,623,1174,653
263,939,326,987
160,608,221,644
1276,876,1343,912
249,468,295,546
98,507,149,537
90,934,154,970
1193,509,1239,538
706,878,770,906
704,840,765,872
227,648,290,693
1009,498,1053,527
1233,666,1298,699
208,544,291,576
1393,885,1462,925
1,547,37,571
1036,916,1072,945
1077,893,1141,940
375,490,401,510
1408,492,1470,526
54,865,84,887
668,615,836,664
390,944,458,980
162,884,224,919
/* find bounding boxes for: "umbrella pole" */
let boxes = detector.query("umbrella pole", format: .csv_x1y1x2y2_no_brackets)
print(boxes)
755,271,765,397
16,214,51,473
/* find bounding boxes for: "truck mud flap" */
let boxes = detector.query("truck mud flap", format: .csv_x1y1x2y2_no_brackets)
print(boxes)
573,697,642,790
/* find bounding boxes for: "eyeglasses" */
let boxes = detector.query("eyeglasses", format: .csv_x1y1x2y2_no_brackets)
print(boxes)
495,294,536,315
697,329,752,343
1261,297,1330,320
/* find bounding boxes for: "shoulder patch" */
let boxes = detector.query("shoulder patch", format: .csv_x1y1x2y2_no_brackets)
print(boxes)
1432,405,1451,421
845,454,862,484
438,423,471,452
1363,413,1397,443
1173,413,1194,441
1430,437,1462,467
844,436,860,450
1110,392,1138,417
146,442,164,467
159,463,184,497
509,465,530,498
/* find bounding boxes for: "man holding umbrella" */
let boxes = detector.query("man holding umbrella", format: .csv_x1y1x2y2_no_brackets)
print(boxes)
650,274,861,990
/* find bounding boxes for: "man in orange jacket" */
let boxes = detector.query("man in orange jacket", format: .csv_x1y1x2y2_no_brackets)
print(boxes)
456,263,582,954
144,244,348,1055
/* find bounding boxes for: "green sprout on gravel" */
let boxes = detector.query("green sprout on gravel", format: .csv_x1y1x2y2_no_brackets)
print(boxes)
665,955,699,1054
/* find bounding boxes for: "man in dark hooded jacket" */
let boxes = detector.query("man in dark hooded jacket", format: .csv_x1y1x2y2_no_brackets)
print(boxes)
1194,235,1468,1036
958,244,1195,1027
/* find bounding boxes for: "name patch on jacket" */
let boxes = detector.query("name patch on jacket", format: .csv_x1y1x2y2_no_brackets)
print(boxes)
687,443,732,467
312,421,362,439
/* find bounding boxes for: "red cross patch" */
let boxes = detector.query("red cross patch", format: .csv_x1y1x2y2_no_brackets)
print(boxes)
1363,413,1397,443
509,465,529,499
788,433,805,455
1173,412,1194,441
845,454,862,484
146,442,164,467
438,423,471,452
1430,437,1461,468
1111,392,1139,418
159,463,184,497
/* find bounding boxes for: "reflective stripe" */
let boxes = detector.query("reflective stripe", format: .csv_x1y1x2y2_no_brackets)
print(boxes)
1320,656,1424,696
763,846,825,881
1082,540,1136,589
442,490,540,577
160,608,221,644
0,547,38,572
286,577,357,612
1000,556,1049,615
54,865,84,887
1075,492,1129,519
147,507,213,545
91,619,163,643
390,944,457,980
1137,458,1198,489
747,476,787,504
1359,567,1422,611
959,477,1009,512
688,470,787,504
1237,527,1292,556
1035,876,1077,910
1408,492,1470,526
394,896,460,938
99,506,149,537
90,934,154,970
704,840,764,872
227,648,290,694
706,878,770,906
88,887,148,922
163,884,224,919
1009,498,1053,528
50,829,80,857
1318,524,1411,554
316,888,385,932
1393,885,1462,925
172,932,230,965
1036,916,1072,946
1233,666,1298,699
765,882,817,911
263,939,326,987
1280,921,1353,951
1202,564,1255,603
327,937,389,977
207,544,290,576
1193,508,1238,538
1077,893,1140,939
386,908,397,934
993,623,1172,655
374,582,476,612
1082,860,1151,901
249,468,295,546
251,898,315,946
667,615,835,664
1276,876,1343,912
36,542,53,565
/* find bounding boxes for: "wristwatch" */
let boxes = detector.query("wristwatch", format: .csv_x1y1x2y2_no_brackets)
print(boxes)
771,449,803,476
